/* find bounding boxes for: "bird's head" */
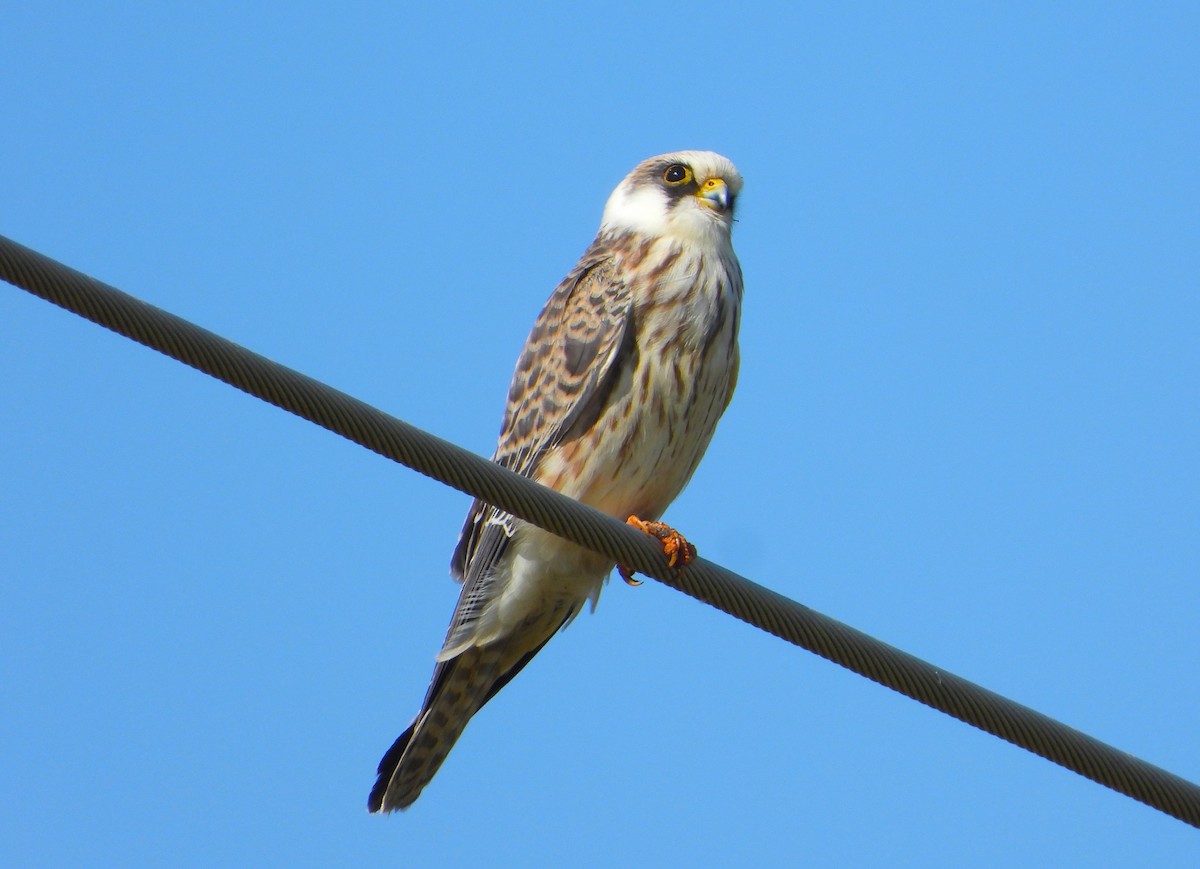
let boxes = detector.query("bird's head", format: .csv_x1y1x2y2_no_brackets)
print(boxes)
599,150,742,247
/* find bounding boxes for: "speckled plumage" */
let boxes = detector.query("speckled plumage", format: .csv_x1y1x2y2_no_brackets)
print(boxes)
368,151,744,812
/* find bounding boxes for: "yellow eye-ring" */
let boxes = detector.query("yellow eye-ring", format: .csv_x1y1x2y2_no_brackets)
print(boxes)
663,164,692,185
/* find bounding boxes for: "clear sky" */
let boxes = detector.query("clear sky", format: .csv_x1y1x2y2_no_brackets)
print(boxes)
3,3,1198,866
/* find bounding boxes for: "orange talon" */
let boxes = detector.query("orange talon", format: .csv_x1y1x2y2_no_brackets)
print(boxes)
618,515,697,585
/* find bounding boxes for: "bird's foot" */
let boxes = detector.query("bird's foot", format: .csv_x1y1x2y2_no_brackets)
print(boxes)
617,515,697,586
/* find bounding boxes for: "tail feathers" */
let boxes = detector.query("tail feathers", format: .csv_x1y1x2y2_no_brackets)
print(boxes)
368,649,502,813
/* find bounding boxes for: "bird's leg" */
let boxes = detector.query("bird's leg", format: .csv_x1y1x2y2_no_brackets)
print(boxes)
617,515,698,586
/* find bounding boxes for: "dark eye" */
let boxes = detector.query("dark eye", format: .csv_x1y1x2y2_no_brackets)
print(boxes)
663,164,691,185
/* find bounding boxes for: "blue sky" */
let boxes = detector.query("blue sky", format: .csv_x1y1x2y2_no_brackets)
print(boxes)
3,3,1198,865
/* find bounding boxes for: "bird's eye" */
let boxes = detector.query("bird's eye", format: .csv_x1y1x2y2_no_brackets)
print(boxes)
663,164,691,185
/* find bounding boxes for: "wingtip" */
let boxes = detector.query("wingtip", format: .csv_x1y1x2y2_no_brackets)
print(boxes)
368,718,419,813
367,788,409,814
366,787,386,814
368,776,422,813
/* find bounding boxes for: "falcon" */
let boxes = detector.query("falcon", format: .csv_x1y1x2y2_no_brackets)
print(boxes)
369,150,745,812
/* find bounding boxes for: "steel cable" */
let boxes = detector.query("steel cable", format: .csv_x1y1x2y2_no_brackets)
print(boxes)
3,232,1198,827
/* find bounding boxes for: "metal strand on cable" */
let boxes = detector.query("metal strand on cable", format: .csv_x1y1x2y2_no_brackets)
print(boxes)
2,232,1197,828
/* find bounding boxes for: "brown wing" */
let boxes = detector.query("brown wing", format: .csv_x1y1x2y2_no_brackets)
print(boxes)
449,239,635,582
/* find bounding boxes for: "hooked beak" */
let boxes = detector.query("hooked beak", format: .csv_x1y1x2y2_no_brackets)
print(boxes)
697,177,731,212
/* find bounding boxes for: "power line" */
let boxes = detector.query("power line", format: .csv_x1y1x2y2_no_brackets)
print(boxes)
3,232,1198,828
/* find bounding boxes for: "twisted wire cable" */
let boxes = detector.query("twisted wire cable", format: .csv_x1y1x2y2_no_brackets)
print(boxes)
3,232,1197,827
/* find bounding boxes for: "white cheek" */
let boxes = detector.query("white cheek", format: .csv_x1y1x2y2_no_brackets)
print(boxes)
600,185,669,236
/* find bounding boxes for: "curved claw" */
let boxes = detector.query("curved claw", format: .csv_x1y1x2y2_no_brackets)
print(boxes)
618,515,697,585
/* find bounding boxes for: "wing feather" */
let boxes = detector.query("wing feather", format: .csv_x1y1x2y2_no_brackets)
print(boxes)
448,238,634,588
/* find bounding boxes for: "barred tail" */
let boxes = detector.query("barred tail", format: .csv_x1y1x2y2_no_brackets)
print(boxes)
368,648,502,812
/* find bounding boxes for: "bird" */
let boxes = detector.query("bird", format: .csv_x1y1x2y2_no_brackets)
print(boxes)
368,150,745,812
